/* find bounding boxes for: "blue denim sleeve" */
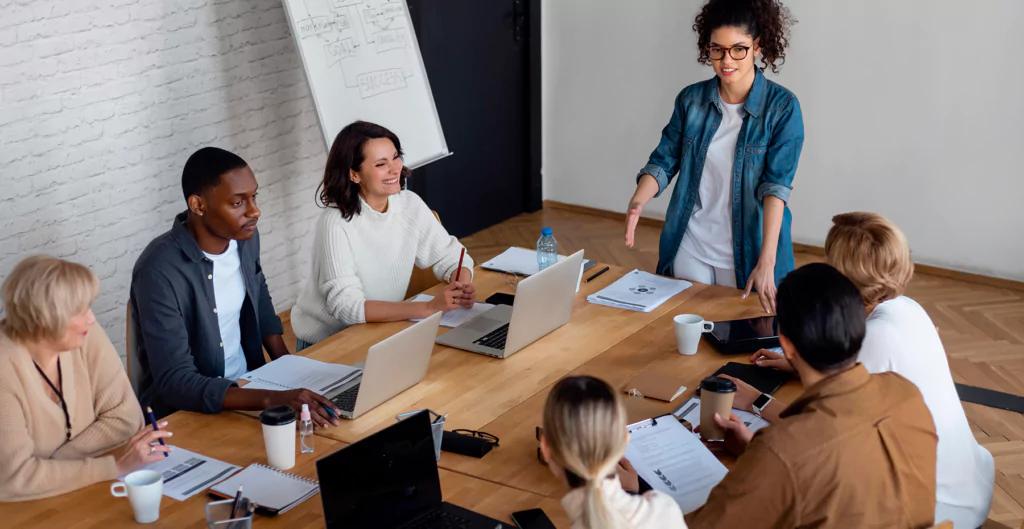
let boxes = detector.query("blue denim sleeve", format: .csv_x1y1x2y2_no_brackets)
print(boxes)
132,268,235,414
637,91,686,198
756,95,804,204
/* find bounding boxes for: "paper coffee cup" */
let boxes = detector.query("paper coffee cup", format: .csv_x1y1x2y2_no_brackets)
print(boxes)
110,469,163,523
699,376,736,441
261,405,297,470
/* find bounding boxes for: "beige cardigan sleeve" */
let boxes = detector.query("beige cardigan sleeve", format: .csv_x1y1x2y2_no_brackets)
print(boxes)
52,324,144,460
0,325,140,502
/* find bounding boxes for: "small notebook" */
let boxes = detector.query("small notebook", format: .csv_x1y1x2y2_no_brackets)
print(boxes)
210,464,320,515
623,372,688,403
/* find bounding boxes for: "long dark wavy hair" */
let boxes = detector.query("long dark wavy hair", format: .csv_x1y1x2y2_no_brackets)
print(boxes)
317,121,411,220
693,0,795,74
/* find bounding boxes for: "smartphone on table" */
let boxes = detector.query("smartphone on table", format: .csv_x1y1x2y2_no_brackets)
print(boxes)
511,508,556,529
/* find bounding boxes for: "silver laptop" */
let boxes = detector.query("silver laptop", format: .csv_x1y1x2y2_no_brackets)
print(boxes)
327,312,442,419
436,250,584,359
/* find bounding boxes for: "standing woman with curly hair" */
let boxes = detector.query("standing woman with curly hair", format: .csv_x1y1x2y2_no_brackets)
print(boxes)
625,0,800,313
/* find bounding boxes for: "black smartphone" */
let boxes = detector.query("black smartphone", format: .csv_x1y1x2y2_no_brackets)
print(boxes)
486,292,516,306
511,509,556,529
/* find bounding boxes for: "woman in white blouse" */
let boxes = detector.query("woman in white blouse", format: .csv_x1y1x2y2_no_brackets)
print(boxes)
735,212,994,528
291,121,475,350
540,375,686,529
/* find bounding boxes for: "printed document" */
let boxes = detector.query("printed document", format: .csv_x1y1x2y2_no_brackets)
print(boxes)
624,416,728,514
408,294,495,328
587,270,691,312
121,446,241,501
240,354,361,395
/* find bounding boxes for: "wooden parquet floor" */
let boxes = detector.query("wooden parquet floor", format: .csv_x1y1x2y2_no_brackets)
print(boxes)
281,204,1024,528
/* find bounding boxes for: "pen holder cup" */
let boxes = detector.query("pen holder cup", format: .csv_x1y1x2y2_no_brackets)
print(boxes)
205,498,254,529
397,409,444,461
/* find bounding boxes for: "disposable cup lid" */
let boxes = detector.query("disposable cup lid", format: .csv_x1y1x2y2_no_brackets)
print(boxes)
260,405,296,426
700,376,737,393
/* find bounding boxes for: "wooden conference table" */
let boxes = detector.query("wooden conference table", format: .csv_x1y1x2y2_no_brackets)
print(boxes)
4,264,800,528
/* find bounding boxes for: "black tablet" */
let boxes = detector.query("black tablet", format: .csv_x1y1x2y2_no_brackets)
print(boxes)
706,316,780,354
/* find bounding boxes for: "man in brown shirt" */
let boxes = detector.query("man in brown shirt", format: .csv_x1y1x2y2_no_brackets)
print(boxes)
688,263,938,529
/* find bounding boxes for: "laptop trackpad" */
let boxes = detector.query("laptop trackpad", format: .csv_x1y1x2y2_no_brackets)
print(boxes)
463,316,505,333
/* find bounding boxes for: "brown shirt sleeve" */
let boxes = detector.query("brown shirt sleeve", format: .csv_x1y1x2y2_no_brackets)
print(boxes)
53,324,144,460
687,438,799,529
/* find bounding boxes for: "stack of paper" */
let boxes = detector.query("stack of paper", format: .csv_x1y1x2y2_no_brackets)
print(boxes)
481,247,597,276
240,355,361,396
408,294,495,327
587,270,691,312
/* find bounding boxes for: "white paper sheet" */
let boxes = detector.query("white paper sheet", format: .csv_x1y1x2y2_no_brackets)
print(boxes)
240,354,361,395
120,446,241,501
625,416,728,514
672,396,771,434
407,294,496,327
587,270,692,312
481,247,565,276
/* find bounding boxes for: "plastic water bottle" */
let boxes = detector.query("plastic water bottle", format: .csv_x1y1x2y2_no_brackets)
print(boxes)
299,404,314,454
537,227,558,271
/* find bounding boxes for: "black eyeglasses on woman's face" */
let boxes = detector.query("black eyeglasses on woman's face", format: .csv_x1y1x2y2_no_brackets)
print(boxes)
708,45,751,61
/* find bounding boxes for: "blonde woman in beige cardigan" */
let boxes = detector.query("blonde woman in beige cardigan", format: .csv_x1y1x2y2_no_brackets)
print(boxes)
0,256,171,502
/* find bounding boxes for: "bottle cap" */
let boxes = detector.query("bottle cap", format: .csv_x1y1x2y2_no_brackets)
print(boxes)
541,227,552,236
300,404,311,422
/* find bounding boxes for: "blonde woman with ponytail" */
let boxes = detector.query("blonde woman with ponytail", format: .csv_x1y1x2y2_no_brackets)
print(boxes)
540,375,686,529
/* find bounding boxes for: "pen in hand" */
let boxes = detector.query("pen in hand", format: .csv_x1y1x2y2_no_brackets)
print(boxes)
145,406,167,458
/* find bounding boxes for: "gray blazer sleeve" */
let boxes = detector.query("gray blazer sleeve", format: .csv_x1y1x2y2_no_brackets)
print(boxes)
133,267,234,414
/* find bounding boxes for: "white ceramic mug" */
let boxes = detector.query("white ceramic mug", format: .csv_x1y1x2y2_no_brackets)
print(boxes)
110,469,163,524
673,314,714,355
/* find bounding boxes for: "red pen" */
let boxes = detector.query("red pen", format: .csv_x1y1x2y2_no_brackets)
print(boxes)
454,247,466,283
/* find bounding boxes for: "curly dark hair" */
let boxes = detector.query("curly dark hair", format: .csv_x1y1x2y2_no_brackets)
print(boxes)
693,0,795,74
318,120,411,221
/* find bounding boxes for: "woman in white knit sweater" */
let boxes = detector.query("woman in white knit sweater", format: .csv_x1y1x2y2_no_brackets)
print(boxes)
291,121,475,349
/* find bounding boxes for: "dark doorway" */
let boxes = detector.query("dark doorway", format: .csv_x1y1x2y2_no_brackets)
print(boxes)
406,0,541,238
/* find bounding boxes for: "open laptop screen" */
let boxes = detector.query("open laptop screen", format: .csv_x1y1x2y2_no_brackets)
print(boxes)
317,411,441,529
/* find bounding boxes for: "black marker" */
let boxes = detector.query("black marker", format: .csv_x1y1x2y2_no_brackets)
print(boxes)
584,266,610,283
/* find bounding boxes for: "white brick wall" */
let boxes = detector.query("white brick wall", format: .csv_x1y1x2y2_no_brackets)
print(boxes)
0,0,328,360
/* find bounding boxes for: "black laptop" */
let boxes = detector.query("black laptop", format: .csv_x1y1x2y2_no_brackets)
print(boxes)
317,411,508,529
706,316,781,354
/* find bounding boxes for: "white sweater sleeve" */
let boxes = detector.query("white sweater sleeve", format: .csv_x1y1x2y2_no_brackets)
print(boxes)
407,193,475,282
319,219,368,326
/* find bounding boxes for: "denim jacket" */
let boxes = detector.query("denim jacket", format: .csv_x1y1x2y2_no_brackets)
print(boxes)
638,67,804,288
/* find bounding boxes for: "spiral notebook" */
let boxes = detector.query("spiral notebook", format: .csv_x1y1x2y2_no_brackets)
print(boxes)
210,464,320,515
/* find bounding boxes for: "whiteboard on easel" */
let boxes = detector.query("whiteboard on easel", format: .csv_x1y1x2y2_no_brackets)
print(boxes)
281,0,449,168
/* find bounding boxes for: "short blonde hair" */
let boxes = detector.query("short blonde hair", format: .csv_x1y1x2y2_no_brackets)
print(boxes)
825,212,914,306
1,256,99,343
542,376,628,529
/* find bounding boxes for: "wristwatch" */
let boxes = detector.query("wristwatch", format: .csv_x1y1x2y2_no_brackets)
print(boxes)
752,393,773,417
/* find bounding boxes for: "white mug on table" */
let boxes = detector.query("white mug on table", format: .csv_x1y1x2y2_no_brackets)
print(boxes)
673,314,714,355
110,469,163,523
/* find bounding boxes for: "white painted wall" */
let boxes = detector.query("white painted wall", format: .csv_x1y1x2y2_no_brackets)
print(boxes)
0,0,327,359
543,0,1024,281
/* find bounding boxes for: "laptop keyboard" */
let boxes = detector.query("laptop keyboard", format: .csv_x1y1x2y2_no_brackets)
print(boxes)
330,384,360,412
473,323,509,350
399,508,473,529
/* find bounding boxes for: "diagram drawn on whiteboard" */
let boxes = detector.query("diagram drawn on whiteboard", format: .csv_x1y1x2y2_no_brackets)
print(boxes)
294,0,416,99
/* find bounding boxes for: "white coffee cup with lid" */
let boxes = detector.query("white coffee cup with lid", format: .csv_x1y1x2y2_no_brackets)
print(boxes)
260,405,297,470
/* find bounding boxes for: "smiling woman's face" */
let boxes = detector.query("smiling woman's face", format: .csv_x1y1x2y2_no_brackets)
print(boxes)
708,25,761,91
58,307,96,350
351,137,404,201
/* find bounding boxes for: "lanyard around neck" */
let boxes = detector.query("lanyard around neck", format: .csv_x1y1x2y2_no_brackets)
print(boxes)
33,358,71,441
